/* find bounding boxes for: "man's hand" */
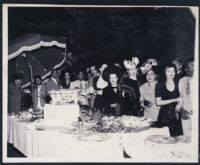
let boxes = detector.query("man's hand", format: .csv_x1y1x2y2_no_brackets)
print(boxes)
190,110,193,115
143,100,152,108
180,108,190,120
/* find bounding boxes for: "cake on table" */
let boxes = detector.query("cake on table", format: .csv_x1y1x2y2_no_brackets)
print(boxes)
44,89,80,125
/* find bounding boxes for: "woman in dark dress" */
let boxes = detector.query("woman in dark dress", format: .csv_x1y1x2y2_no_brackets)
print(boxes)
61,71,71,89
155,64,183,137
102,66,121,116
120,58,141,116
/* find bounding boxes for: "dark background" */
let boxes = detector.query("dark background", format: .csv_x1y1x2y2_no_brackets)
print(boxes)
8,7,195,67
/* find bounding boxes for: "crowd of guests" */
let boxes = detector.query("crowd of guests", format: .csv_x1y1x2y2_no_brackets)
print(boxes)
8,55,194,138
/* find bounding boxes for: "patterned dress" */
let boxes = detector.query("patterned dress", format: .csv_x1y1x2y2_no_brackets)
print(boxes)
139,81,160,121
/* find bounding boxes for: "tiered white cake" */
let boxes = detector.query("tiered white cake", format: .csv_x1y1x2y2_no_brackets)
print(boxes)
44,89,80,125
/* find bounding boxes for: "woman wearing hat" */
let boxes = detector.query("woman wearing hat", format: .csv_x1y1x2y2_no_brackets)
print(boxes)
102,66,122,116
120,57,141,116
139,66,160,121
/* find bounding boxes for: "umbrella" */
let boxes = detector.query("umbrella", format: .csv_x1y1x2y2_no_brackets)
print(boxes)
8,34,66,87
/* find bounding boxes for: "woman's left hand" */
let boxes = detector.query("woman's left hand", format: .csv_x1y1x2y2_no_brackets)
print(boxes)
175,103,181,112
110,103,118,108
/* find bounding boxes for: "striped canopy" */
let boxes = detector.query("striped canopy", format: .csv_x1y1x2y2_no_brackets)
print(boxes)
8,34,66,87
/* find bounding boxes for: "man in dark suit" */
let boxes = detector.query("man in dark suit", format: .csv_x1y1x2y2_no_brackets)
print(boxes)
171,56,185,81
46,69,61,94
8,73,23,114
91,64,108,109
32,75,46,110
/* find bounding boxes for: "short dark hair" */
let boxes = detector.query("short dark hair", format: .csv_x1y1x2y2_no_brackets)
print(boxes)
77,70,85,75
34,75,42,82
171,56,183,64
64,70,71,75
13,73,23,81
90,65,96,69
51,69,57,75
185,57,194,67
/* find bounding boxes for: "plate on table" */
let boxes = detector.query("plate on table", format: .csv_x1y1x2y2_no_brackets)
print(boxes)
176,136,191,143
76,133,109,142
145,135,177,144
35,125,58,131
59,127,83,134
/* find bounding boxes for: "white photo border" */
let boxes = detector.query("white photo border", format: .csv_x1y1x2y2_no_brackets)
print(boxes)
2,4,199,163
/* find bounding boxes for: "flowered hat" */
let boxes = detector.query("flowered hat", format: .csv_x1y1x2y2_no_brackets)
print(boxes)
123,57,140,69
140,58,158,74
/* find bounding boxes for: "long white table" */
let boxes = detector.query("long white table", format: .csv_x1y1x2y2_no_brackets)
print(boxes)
7,116,196,162
7,116,122,160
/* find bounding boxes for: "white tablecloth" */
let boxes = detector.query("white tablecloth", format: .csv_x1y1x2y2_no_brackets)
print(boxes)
120,127,195,162
7,116,196,162
7,116,122,160
7,116,31,156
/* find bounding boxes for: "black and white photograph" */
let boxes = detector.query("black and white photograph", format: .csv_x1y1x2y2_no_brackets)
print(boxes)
2,3,199,163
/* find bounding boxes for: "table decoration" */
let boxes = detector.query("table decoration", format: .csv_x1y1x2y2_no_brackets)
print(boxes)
49,89,78,105
82,116,151,133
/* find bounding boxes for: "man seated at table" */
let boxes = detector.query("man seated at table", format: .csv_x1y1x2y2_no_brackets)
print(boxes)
92,63,108,109
70,70,89,90
32,75,46,110
171,56,185,82
90,65,99,82
46,69,61,93
8,73,24,114
89,65,99,107
70,70,89,105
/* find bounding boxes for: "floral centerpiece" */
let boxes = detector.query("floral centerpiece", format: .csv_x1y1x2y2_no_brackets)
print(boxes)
70,105,152,134
81,115,152,133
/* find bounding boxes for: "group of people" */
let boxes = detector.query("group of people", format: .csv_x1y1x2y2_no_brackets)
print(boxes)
8,55,194,138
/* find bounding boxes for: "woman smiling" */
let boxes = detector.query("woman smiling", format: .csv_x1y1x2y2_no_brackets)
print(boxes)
140,66,160,121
